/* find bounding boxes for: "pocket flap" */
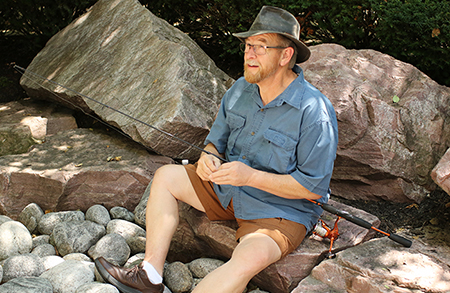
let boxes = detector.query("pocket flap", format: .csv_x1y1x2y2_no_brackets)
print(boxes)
264,129,297,150
227,112,246,129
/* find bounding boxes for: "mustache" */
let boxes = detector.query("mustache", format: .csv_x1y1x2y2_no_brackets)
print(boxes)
244,60,260,67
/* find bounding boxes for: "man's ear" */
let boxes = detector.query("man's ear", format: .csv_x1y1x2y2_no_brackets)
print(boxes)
280,47,295,67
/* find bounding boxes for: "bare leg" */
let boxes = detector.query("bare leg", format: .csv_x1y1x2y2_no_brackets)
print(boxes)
192,233,282,293
143,164,205,276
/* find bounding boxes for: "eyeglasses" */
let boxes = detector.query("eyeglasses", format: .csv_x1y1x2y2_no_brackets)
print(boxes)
240,43,288,55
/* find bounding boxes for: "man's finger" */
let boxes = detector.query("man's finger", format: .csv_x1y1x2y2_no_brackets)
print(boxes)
206,156,221,172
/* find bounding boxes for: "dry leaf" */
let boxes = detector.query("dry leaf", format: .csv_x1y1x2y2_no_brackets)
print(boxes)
405,203,419,209
107,156,122,162
430,217,439,225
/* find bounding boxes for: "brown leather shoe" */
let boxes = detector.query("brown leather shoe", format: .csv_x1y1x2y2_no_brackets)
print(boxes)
95,257,164,293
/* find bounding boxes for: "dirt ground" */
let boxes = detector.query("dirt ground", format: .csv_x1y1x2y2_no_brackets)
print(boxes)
332,188,450,245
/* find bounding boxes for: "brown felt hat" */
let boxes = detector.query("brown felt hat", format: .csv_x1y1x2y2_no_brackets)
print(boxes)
233,6,310,63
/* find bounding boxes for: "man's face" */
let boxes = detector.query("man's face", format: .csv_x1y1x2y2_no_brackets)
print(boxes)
243,34,283,84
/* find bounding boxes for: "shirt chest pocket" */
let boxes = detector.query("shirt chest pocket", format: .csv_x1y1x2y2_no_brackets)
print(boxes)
226,112,246,155
259,128,298,173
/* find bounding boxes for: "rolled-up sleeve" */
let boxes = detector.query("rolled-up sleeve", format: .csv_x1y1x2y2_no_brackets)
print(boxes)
290,108,338,198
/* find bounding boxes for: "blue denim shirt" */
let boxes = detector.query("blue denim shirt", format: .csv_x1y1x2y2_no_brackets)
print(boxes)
205,65,338,231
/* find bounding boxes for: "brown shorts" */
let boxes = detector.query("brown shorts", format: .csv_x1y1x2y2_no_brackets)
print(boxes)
184,164,307,258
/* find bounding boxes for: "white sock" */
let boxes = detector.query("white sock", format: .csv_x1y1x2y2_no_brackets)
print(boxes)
142,261,163,284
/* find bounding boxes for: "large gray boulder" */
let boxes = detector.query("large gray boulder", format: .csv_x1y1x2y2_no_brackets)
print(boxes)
0,277,53,293
302,44,450,203
38,211,85,235
85,205,111,227
1,254,45,283
50,220,106,256
0,221,33,261
19,0,233,161
105,219,146,255
163,261,194,293
87,233,130,266
40,260,95,293
18,203,45,234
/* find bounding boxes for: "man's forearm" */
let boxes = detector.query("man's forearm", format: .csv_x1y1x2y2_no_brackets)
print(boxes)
209,160,322,200
248,169,322,200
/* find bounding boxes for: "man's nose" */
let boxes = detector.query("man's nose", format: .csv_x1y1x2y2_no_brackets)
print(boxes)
245,48,257,58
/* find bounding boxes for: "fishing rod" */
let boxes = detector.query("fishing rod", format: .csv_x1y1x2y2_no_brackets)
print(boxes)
308,198,412,258
14,65,227,163
15,65,412,251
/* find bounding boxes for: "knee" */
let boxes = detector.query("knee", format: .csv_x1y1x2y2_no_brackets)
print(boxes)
151,164,191,199
229,235,282,276
230,249,277,277
152,164,181,185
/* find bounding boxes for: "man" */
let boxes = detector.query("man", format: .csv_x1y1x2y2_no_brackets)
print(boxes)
95,6,338,293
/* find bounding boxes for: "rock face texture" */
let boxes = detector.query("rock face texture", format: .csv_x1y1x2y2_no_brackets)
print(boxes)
292,236,450,293
0,100,77,156
0,128,173,219
302,44,450,203
432,147,450,195
19,0,234,161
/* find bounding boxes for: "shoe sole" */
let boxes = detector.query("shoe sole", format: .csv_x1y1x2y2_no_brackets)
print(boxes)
94,258,142,293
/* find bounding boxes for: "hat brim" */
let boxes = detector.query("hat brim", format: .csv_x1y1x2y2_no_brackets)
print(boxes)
233,30,310,63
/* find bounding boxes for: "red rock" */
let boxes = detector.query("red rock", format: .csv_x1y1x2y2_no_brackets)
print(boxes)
431,148,450,195
0,128,173,219
302,44,450,203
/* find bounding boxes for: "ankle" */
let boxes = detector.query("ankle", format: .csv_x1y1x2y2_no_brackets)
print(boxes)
142,261,163,284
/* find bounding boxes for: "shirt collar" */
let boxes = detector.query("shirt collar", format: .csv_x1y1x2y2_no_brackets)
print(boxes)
274,65,305,109
246,65,306,110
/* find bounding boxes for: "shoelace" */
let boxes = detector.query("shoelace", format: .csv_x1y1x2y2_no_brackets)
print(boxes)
126,266,142,282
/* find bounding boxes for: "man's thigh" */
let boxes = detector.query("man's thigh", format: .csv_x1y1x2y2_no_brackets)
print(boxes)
184,164,235,221
236,218,307,258
152,164,205,212
182,164,307,257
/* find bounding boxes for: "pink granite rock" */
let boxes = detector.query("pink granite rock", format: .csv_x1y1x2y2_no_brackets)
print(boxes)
302,44,450,203
431,148,450,195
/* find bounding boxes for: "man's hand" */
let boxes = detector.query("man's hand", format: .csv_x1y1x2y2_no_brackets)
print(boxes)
196,154,222,181
209,161,256,186
195,145,321,200
209,160,322,200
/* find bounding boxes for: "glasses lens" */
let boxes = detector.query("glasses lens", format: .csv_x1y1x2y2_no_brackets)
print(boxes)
240,43,247,53
240,43,270,55
254,45,265,55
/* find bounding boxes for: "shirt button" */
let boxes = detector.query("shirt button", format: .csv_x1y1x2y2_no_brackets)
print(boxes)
260,109,264,112
251,131,255,136
242,155,247,160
